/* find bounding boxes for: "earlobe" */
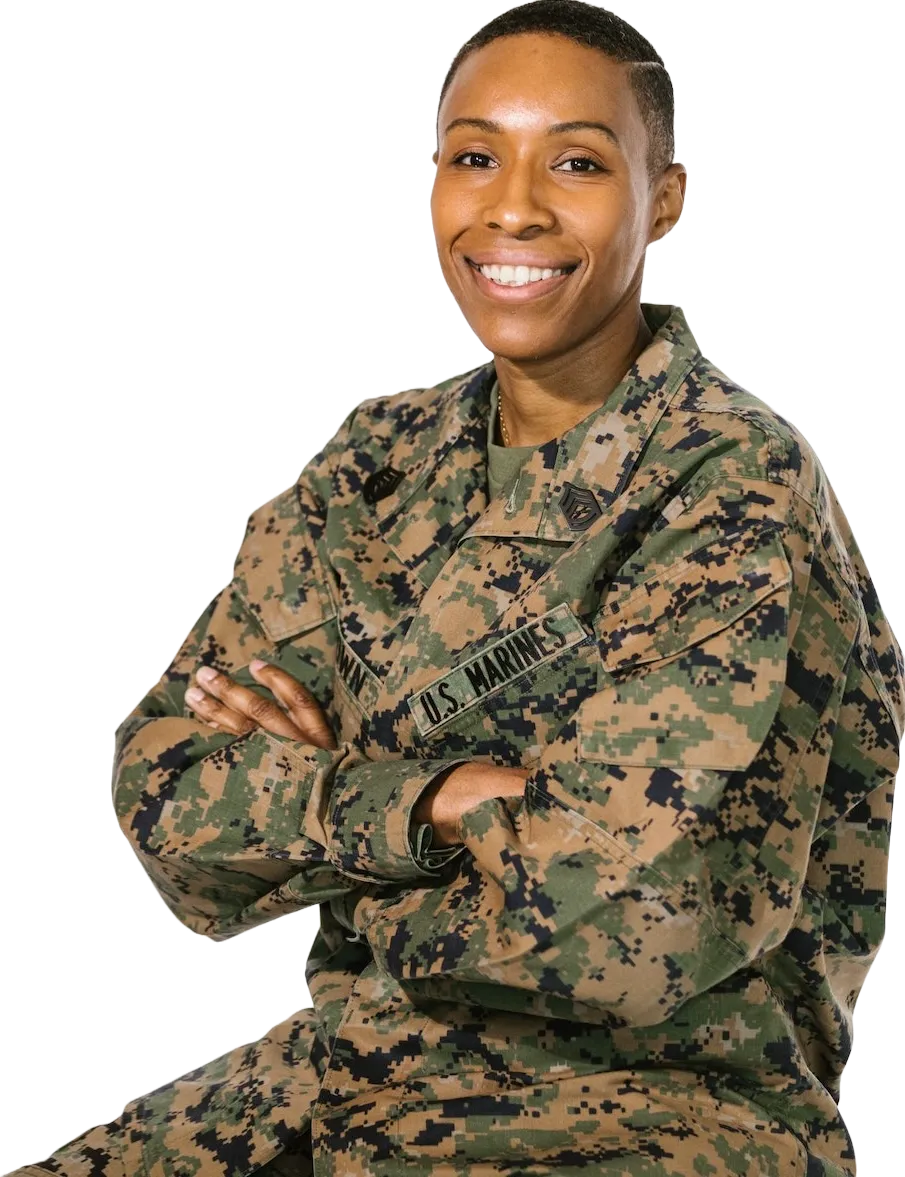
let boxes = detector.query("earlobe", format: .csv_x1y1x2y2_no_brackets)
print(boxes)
648,202,673,246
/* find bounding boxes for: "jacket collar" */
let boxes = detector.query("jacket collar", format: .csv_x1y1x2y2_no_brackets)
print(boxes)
367,303,702,580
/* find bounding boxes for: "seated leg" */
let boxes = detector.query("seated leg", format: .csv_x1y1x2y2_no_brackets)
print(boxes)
5,1007,324,1177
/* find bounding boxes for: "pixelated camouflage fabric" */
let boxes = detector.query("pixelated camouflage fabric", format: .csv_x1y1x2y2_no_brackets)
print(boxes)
9,303,902,1177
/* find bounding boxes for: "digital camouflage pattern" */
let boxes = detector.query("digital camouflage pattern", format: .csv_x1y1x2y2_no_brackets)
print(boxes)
8,303,903,1177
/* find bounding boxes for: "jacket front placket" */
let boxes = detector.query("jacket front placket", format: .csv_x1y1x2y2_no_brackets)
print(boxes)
309,308,705,1165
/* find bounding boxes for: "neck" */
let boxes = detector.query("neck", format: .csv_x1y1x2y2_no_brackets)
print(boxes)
492,296,654,448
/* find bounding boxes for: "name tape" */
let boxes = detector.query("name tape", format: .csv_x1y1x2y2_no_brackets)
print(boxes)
406,602,588,737
336,632,381,714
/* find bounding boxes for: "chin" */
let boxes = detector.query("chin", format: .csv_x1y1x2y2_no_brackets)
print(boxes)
458,320,543,360
470,323,570,364
488,344,559,364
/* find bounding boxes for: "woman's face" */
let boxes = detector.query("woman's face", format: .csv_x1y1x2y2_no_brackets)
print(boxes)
431,33,683,363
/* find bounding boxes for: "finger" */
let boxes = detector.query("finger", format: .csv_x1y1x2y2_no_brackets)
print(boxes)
248,659,338,750
194,666,307,740
185,684,256,736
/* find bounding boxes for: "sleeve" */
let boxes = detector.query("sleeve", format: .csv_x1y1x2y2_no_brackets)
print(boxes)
404,757,470,870
410,812,469,872
111,448,358,940
302,749,472,883
355,472,900,1028
113,411,473,941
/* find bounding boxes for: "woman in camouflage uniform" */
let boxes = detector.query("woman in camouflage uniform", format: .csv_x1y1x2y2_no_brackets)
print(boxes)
9,3,902,1176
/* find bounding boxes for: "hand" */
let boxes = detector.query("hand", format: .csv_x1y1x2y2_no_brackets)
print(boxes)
413,762,532,848
184,659,337,750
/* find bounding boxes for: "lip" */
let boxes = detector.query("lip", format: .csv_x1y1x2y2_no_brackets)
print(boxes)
463,256,578,303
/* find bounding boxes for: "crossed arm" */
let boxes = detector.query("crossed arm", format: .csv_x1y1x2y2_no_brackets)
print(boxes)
185,658,528,849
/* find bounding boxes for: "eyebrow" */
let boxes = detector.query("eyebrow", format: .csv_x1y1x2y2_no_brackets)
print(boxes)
441,116,621,148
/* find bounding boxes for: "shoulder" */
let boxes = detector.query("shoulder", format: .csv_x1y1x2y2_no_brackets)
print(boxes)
651,355,885,633
240,361,486,527
656,352,829,515
243,359,488,517
342,361,490,448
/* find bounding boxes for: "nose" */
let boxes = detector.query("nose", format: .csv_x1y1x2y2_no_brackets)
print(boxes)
482,158,556,236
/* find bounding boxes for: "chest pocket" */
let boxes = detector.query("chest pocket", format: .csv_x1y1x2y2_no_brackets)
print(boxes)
579,525,792,770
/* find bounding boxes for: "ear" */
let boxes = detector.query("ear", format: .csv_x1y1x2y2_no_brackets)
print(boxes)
432,149,439,164
648,163,686,245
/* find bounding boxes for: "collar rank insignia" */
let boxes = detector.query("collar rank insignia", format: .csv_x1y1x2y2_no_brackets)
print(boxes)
559,481,602,531
362,464,405,505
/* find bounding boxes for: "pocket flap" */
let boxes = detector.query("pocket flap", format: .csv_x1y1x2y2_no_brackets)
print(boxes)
597,525,791,673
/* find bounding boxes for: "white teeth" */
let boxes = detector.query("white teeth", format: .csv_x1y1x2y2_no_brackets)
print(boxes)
478,262,566,286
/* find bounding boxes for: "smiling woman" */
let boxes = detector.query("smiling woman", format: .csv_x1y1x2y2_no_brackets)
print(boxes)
429,23,684,436
4,3,902,1177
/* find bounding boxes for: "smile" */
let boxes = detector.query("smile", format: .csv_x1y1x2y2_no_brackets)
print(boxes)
485,263,556,286
465,257,578,300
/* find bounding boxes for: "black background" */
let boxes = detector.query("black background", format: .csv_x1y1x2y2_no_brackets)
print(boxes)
8,4,894,1172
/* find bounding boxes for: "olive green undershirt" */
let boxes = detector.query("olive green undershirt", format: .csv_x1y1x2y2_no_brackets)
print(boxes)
487,376,537,498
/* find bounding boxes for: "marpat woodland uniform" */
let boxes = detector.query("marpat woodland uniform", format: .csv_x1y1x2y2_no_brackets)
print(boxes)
9,304,903,1177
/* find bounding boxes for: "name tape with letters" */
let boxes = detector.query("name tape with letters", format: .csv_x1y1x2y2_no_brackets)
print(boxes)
406,601,588,737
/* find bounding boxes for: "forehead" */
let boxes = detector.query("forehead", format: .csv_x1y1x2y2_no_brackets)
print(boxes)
439,32,641,139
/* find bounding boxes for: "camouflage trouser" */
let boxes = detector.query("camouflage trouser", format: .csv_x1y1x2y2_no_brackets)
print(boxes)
5,999,822,1177
6,1008,323,1177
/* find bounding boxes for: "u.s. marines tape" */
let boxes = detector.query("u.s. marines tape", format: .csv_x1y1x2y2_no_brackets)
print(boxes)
406,602,588,737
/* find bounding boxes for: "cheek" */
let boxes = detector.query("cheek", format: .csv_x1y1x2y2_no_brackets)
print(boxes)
580,200,644,282
430,180,463,239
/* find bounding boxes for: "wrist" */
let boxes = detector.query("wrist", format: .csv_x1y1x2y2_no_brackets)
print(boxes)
412,763,466,828
449,765,531,845
414,763,530,848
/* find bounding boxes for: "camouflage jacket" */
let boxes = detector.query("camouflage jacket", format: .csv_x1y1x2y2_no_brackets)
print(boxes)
14,303,903,1177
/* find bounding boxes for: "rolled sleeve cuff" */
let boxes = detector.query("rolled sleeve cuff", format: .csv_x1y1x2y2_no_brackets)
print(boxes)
300,744,469,883
410,815,468,873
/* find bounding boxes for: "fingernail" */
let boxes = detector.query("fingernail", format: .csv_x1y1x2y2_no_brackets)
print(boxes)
196,666,217,684
249,659,267,673
186,687,205,706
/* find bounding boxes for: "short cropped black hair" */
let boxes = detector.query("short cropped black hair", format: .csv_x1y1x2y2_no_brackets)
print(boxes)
437,0,674,180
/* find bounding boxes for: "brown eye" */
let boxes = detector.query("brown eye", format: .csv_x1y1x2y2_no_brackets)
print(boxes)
452,151,496,168
556,156,605,174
